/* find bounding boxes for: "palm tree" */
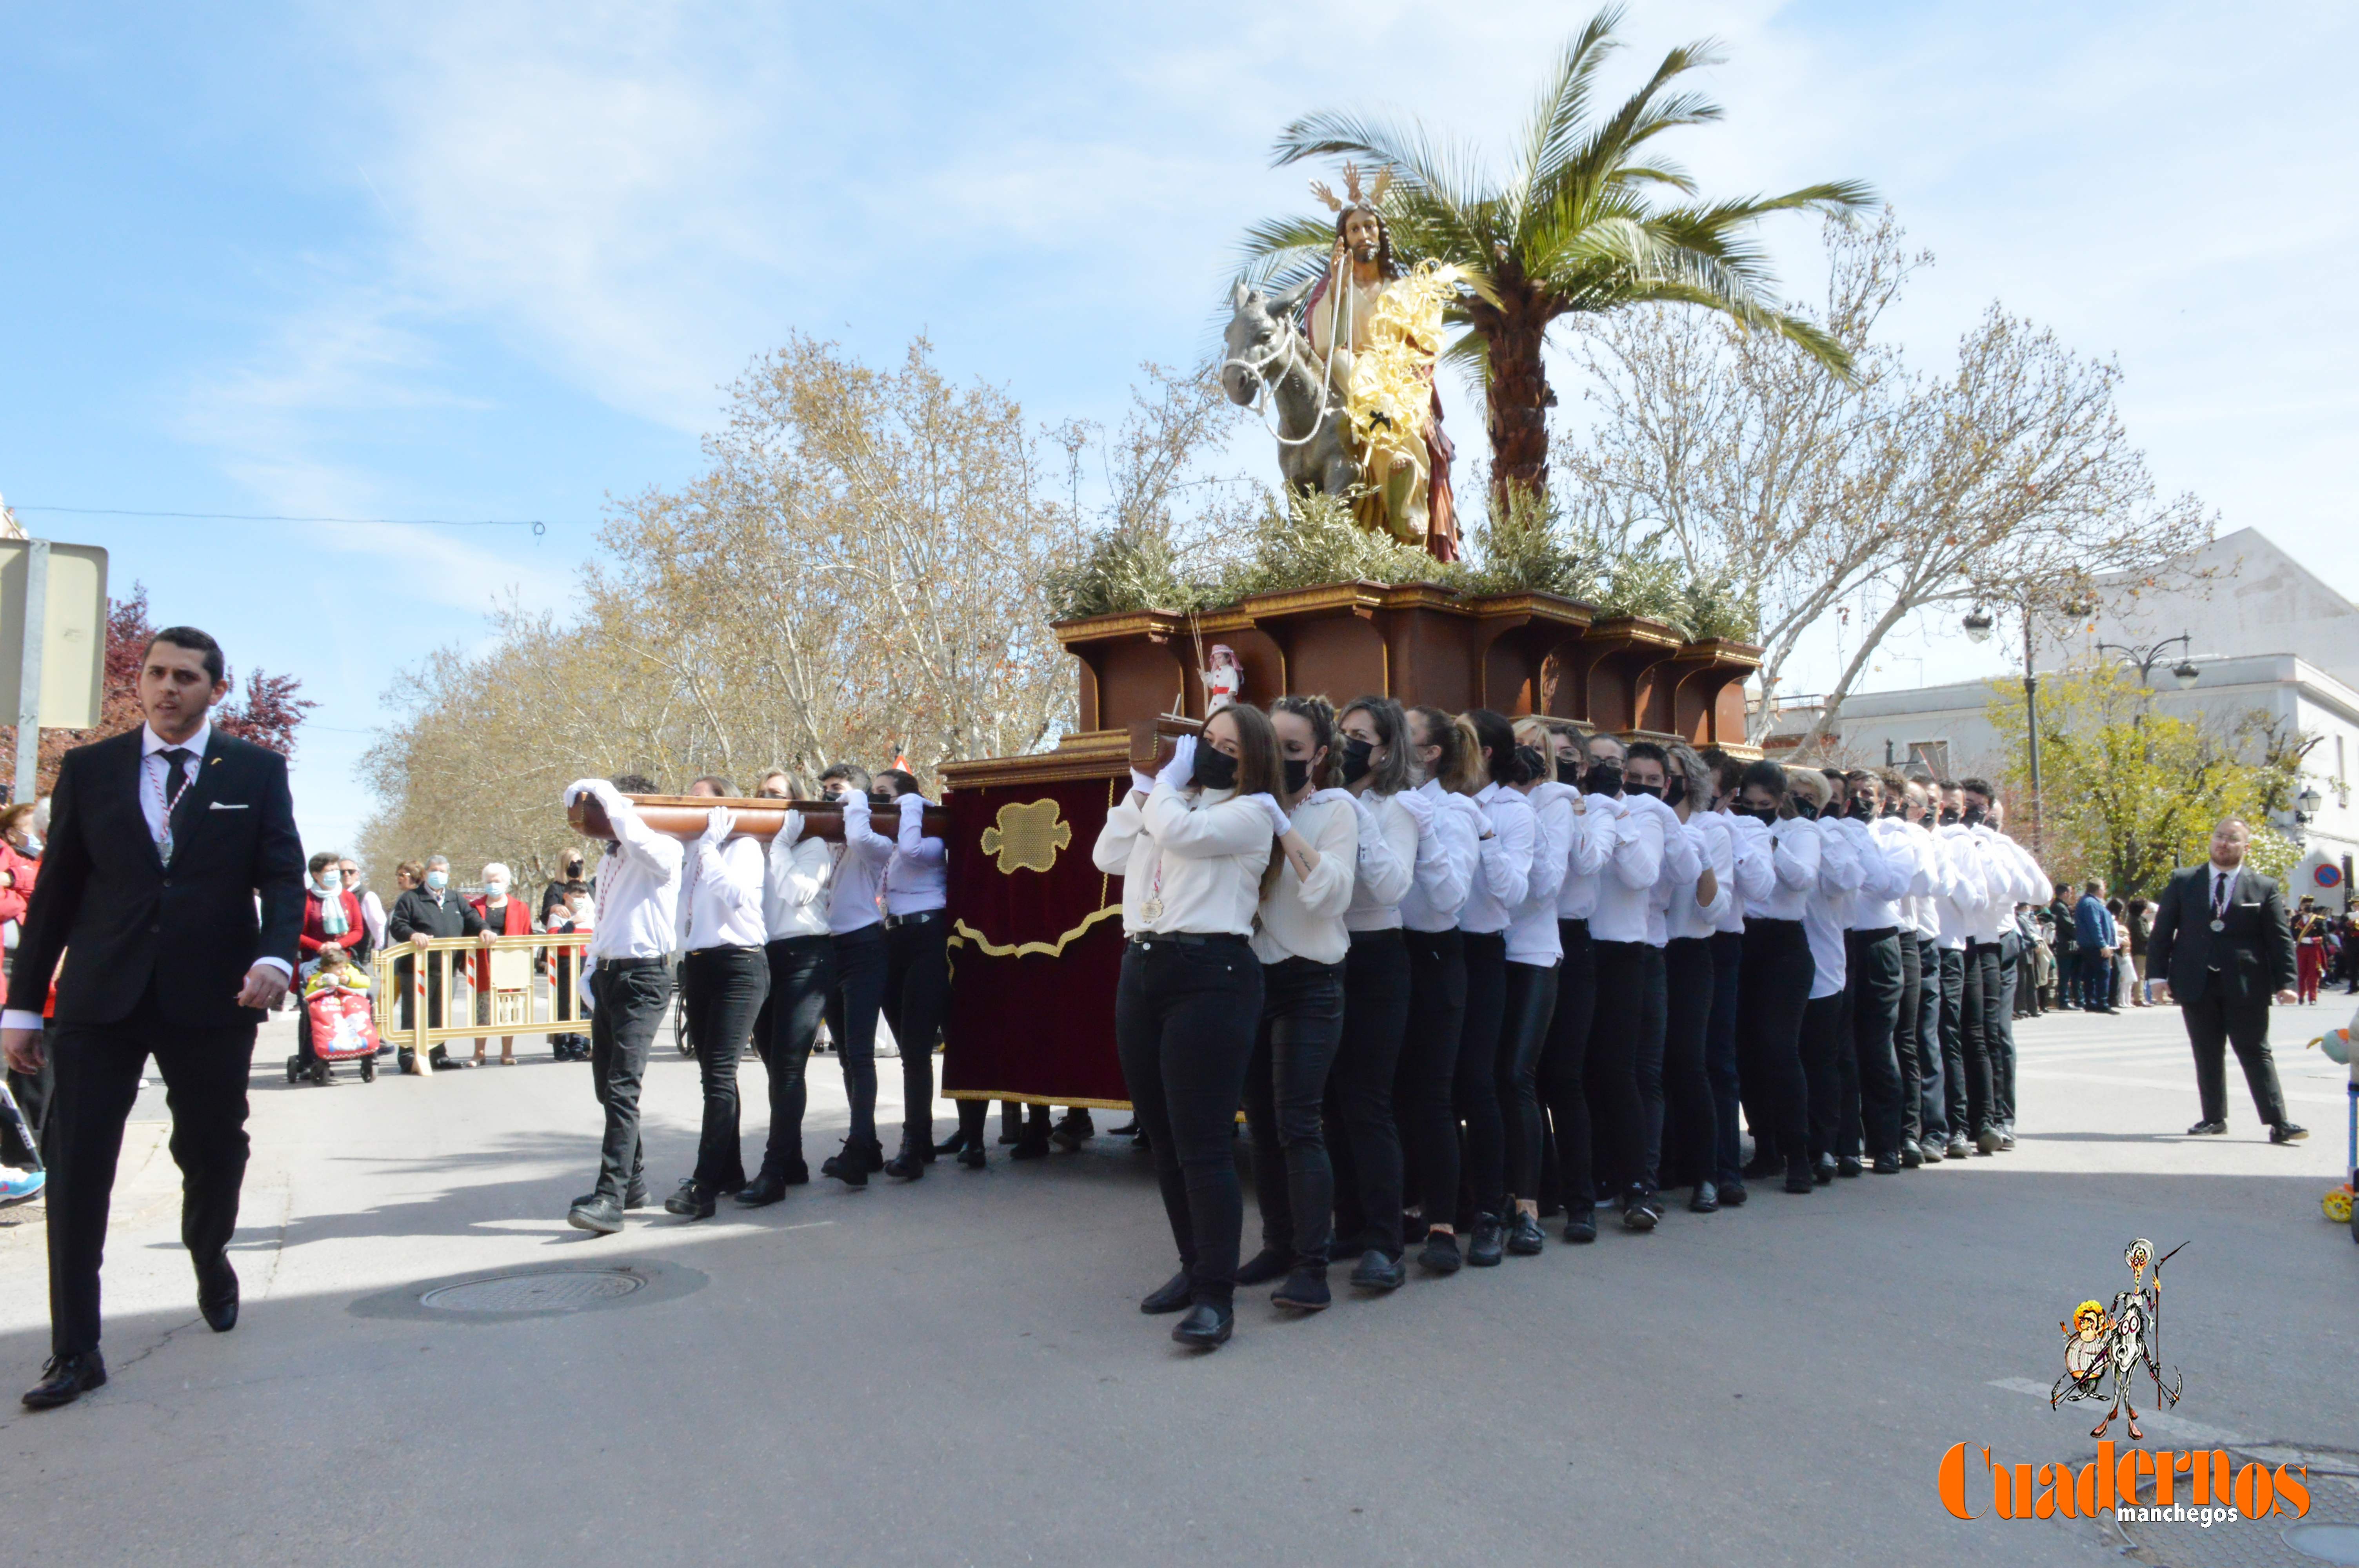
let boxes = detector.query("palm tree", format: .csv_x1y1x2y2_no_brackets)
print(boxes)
1243,5,1873,506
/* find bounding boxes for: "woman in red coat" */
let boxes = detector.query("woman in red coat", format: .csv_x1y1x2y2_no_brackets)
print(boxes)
469,863,535,1065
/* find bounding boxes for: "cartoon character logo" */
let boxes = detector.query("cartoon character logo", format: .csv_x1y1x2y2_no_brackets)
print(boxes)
2051,1238,2185,1441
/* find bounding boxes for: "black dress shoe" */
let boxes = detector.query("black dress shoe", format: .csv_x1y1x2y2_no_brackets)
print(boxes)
735,1173,789,1207
1717,1181,1747,1208
1234,1249,1289,1286
957,1146,986,1169
1900,1140,1924,1168
1008,1135,1051,1161
1466,1214,1505,1267
1506,1212,1546,1255
883,1151,926,1181
1171,1302,1233,1348
1783,1159,1816,1195
1812,1155,1836,1185
195,1255,239,1332
1741,1150,1784,1180
1836,1156,1863,1179
567,1196,623,1234
821,1138,881,1188
931,1130,972,1157
2187,1119,2226,1136
1109,1120,1140,1138
1271,1267,1330,1311
1562,1207,1598,1243
1049,1109,1096,1150
1140,1271,1194,1314
2270,1123,2309,1145
1416,1231,1462,1274
21,1351,105,1410
1349,1249,1405,1290
1871,1152,1901,1175
663,1179,718,1219
1689,1181,1719,1213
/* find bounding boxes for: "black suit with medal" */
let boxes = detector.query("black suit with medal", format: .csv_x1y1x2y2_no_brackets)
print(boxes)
2145,860,2297,1129
5,726,305,1356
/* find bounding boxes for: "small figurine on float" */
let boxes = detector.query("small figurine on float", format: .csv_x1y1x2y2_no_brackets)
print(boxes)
1201,644,1243,715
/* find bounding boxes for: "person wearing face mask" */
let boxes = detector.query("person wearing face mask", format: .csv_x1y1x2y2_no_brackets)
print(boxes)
1831,772,1917,1176
1924,781,1987,1160
1324,697,1419,1290
1961,784,2050,1151
389,853,487,1073
467,861,535,1067
1730,761,1819,1194
740,769,838,1197
866,766,951,1182
1876,773,1946,1166
1448,709,1538,1267
541,879,594,1063
1123,707,1287,1350
1234,697,1359,1312
817,762,896,1186
542,848,587,926
1649,743,1730,1214
292,851,371,1082
1789,769,1865,1184
1394,706,1479,1272
663,776,770,1217
1699,750,1768,1206
1580,730,1675,1227
1535,719,1612,1239
1491,718,1575,1254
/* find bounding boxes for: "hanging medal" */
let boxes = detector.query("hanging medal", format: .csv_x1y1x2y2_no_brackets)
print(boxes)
152,755,196,864
1140,846,1165,926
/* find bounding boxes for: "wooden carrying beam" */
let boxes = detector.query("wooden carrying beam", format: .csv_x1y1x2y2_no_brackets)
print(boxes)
567,793,947,843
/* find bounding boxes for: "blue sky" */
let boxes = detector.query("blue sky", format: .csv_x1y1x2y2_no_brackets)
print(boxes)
4,0,2353,855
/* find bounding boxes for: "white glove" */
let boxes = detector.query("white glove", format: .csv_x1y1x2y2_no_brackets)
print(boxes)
840,789,871,822
1246,792,1292,837
576,969,594,1009
1157,734,1198,791
563,778,610,807
702,806,736,843
897,792,930,820
1129,768,1156,799
779,809,806,847
1394,788,1434,833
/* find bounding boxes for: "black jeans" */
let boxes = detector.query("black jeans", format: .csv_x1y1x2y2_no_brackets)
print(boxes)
881,917,950,1154
1659,937,1717,1191
1116,936,1263,1306
1498,959,1560,1204
1993,938,2021,1124
825,925,890,1148
680,944,769,1190
1960,940,2001,1137
1329,929,1410,1258
1705,930,1745,1187
1799,993,1848,1162
1454,931,1510,1219
1914,938,1943,1142
2183,992,2291,1127
1736,919,1812,1167
758,935,834,1179
1396,928,1465,1228
1541,918,1599,1214
45,983,254,1356
1844,928,1905,1159
589,961,669,1203
1245,956,1345,1269
1587,939,1657,1199
1893,931,1924,1145
1935,947,1968,1140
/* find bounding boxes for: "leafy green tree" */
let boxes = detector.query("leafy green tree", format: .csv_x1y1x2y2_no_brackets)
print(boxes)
1243,4,1871,506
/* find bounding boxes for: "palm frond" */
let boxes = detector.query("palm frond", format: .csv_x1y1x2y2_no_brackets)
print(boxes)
1515,8,1623,211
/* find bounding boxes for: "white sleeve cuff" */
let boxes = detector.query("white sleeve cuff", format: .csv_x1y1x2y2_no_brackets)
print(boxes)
2,1009,44,1031
253,956,294,980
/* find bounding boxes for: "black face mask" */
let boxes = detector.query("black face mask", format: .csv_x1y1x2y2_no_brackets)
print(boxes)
1582,763,1623,797
1194,746,1239,792
1735,803,1777,824
869,792,896,811
1513,745,1548,786
1790,798,1819,821
1663,776,1687,809
1282,757,1313,795
1627,780,1663,800
1938,807,1959,826
1339,737,1374,784
1847,796,1873,822
1880,802,1904,819
1961,803,1987,827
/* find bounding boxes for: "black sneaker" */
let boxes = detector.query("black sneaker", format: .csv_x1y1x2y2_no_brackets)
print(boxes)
1049,1109,1096,1150
1621,1190,1661,1231
1349,1249,1405,1290
1466,1214,1505,1267
1783,1158,1815,1195
1506,1212,1546,1255
1562,1207,1598,1243
1271,1267,1331,1311
1900,1140,1924,1168
1814,1154,1837,1185
1234,1249,1289,1286
567,1195,623,1234
1417,1231,1463,1274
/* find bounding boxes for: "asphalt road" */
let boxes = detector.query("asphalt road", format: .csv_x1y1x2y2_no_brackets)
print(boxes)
0,995,2351,1567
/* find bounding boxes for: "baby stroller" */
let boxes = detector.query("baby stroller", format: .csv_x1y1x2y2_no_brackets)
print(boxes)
286,981,383,1085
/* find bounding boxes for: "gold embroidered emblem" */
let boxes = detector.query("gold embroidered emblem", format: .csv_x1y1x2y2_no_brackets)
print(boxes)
978,799,1071,875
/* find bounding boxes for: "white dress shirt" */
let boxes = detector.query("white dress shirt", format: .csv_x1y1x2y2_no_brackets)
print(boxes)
828,792,892,936
1139,780,1274,937
1586,793,1667,944
1341,791,1417,934
1398,779,1477,933
1458,783,1536,936
679,827,769,950
1505,782,1578,965
1965,826,2027,942
1745,815,1822,922
567,780,683,962
1719,812,1773,934
1665,814,1735,942
1555,793,1617,921
358,888,389,953
1802,819,1862,998
1094,787,1160,937
1634,794,1697,949
762,813,835,940
879,795,948,915
1929,823,1988,950
1840,815,1916,932
1252,791,1359,965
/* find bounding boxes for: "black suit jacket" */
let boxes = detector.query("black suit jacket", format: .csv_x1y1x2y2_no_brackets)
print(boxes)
2145,862,2297,1007
5,726,305,1029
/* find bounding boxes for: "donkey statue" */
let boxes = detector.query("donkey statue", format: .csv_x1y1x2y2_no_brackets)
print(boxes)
1221,277,1359,503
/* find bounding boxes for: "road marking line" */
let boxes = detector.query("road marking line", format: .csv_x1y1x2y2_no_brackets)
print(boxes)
1988,1377,2249,1445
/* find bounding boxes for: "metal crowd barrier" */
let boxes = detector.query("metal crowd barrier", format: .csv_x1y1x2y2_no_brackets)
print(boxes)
367,932,594,1056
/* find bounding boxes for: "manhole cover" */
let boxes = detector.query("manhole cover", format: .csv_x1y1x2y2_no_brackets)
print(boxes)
420,1269,647,1314
2286,1523,2359,1565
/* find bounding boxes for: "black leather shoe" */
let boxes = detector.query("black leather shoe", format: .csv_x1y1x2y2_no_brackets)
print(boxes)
1717,1181,1747,1208
1741,1150,1783,1180
735,1173,789,1207
1562,1207,1598,1243
1466,1214,1505,1267
1836,1156,1863,1178
1417,1231,1462,1274
663,1180,717,1220
1349,1249,1405,1290
195,1255,239,1332
1109,1120,1139,1137
1271,1267,1330,1311
1689,1181,1719,1214
1872,1152,1901,1175
21,1351,105,1410
1900,1140,1924,1168
1008,1135,1051,1161
1783,1158,1815,1195
958,1146,986,1169
2186,1119,2228,1136
1172,1302,1233,1348
1506,1212,1546,1255
2270,1123,2309,1145
931,1130,972,1157
567,1196,623,1234
883,1151,926,1181
822,1138,880,1188
1621,1191,1661,1231
1140,1271,1193,1315
1234,1249,1289,1286
1049,1109,1095,1150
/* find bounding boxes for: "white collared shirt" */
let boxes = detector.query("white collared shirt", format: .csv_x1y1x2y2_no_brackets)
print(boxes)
1586,792,1666,944
1398,779,1477,932
2209,863,2241,918
1457,782,1536,936
1252,791,1359,965
1928,823,1988,949
762,813,835,941
1840,815,1916,932
1665,813,1734,942
1505,782,1578,964
1804,818,1863,996
1555,792,1617,921
140,719,213,846
1342,790,1417,934
1744,815,1822,923
1719,811,1773,934
679,829,769,950
567,780,683,962
1632,794,1695,949
879,795,947,915
1094,788,1160,936
828,792,892,935
1140,779,1274,937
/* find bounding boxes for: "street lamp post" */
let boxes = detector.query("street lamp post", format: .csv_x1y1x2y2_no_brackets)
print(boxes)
1963,604,2046,855
2096,632,2200,691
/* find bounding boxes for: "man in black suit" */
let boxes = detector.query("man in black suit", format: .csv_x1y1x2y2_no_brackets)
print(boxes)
2146,817,2305,1144
1,627,304,1410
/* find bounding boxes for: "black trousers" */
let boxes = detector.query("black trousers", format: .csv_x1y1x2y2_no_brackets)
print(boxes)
1454,930,1510,1219
1589,938,1665,1198
1993,938,2020,1124
824,925,890,1149
1498,959,1560,1203
45,983,254,1356
1541,919,1599,1214
1736,919,1812,1168
1115,937,1263,1306
1705,930,1745,1187
1658,937,1717,1190
680,944,768,1190
1960,940,2002,1137
589,961,669,1202
1844,929,1906,1159
1245,956,1345,1269
1396,929,1465,1227
1799,993,1848,1161
880,917,950,1153
756,935,834,1179
1329,930,1410,1258
1914,938,1942,1142
1892,932,1924,1145
1935,947,1968,1140
2182,992,2291,1127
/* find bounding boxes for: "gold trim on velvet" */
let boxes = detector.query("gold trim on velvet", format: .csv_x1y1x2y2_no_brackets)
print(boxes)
949,905,1120,959
978,798,1072,874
